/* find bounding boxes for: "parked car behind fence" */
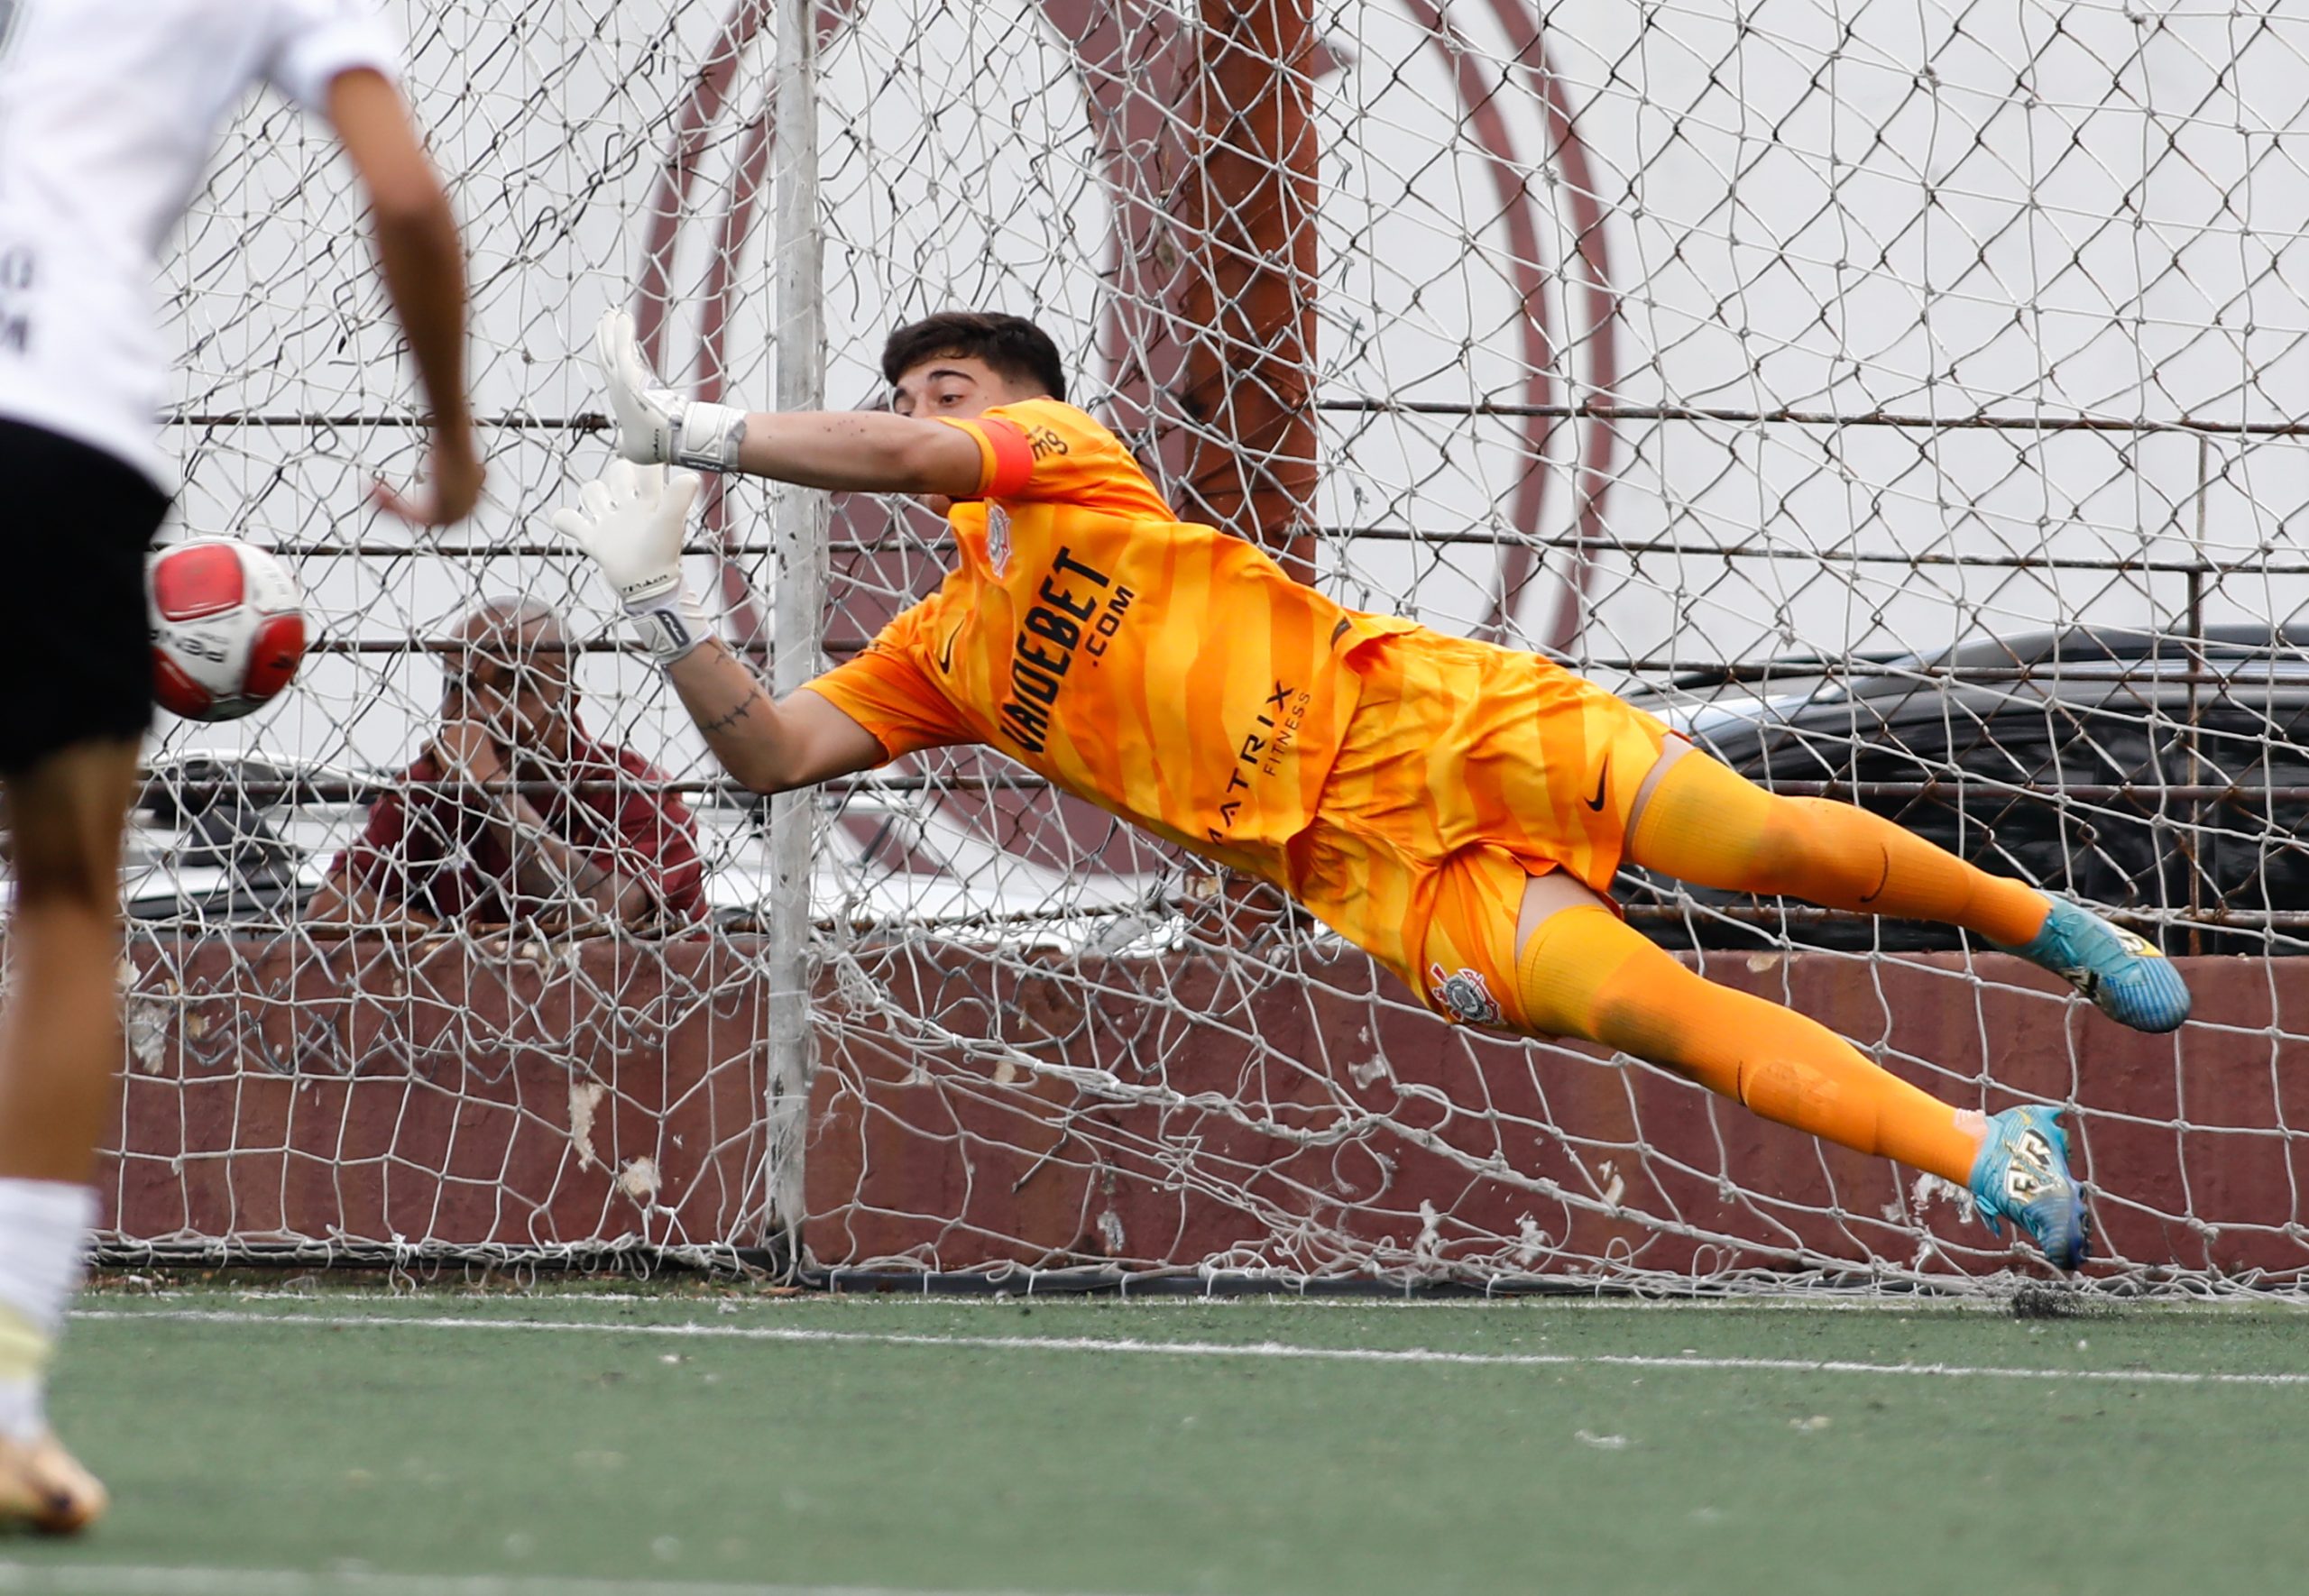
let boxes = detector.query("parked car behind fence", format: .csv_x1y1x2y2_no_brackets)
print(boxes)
1625,626,2309,955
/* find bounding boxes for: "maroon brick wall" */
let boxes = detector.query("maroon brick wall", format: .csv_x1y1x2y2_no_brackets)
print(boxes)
100,936,2309,1284
805,948,2308,1282
107,935,771,1255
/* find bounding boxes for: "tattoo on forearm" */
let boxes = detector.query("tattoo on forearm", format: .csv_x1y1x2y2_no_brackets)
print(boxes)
700,686,766,736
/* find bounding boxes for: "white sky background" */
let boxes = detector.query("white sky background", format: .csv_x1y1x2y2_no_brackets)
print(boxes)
157,0,2309,787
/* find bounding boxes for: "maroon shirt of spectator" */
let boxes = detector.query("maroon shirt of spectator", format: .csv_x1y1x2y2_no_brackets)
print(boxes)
333,732,704,924
313,598,705,930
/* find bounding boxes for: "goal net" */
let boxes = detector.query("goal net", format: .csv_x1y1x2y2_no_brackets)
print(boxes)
114,0,2309,1289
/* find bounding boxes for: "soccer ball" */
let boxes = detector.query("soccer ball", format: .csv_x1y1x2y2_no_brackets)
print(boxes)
147,537,308,722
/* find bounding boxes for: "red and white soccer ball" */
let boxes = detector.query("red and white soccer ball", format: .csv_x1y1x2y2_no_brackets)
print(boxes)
147,537,308,722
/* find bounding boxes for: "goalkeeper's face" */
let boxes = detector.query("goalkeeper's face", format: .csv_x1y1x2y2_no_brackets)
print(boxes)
888,354,1027,424
891,354,1038,516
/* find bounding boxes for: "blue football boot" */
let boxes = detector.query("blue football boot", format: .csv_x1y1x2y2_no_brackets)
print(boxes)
1997,895,2191,1033
1969,1105,2089,1270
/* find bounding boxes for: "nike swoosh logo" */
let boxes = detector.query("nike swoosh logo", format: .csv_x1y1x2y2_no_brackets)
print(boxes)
1583,757,1610,812
937,621,963,674
1858,844,1891,904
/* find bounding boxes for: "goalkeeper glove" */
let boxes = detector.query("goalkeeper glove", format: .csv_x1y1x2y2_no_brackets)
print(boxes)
549,460,713,665
593,308,749,472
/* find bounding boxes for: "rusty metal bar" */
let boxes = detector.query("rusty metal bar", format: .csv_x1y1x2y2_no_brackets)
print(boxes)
305,636,2309,683
1617,903,2309,932
1317,398,2309,439
254,531,2309,578
137,775,2309,805
170,403,2309,441
1172,0,1320,578
2184,434,2214,953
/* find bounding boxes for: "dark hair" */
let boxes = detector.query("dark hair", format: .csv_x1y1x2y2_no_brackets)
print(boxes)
880,311,1066,402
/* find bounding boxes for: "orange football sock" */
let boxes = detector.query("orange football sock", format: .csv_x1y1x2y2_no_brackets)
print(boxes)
1515,905,1983,1183
1625,750,2049,945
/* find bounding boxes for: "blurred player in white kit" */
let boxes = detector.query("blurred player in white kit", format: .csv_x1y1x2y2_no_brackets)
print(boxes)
0,0,478,1529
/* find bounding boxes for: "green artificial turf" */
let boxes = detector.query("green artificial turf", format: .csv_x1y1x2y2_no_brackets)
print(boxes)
0,1284,2297,1595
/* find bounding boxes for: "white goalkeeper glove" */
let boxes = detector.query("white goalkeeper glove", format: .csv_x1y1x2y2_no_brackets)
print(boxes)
593,308,749,472
549,459,713,665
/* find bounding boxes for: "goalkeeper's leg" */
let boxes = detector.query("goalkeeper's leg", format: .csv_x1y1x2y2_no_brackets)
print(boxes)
1514,870,1983,1181
1510,872,2087,1266
0,739,143,1533
1620,740,2189,1032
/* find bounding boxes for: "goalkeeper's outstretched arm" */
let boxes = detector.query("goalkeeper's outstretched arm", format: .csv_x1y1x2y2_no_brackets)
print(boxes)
548,461,884,796
664,641,882,794
590,312,985,496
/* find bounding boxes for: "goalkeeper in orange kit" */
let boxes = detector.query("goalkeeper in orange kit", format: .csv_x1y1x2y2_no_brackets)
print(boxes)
552,309,2192,1270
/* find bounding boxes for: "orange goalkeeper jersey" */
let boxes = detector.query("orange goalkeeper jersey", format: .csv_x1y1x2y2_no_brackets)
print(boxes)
805,399,1414,884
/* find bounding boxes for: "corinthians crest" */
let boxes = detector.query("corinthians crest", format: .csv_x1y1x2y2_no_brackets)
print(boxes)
1427,963,1503,1028
984,501,1013,578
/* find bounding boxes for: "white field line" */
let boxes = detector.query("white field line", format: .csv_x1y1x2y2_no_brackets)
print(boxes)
0,1568,1137,1596
65,1307,2309,1388
81,1286,2309,1315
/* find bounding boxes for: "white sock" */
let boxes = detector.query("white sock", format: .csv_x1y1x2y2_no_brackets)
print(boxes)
0,1180,97,1443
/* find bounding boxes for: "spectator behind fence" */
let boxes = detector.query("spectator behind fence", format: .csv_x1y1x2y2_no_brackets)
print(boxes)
307,598,705,932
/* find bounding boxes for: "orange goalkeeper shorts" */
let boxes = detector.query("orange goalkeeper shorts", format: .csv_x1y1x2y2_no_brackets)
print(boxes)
1288,628,1670,1030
